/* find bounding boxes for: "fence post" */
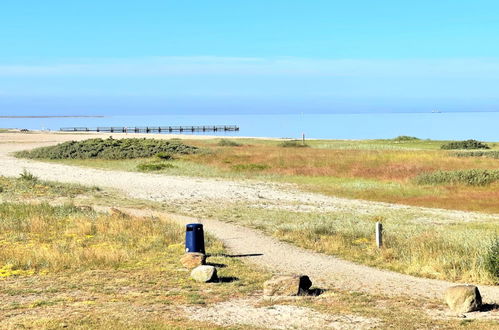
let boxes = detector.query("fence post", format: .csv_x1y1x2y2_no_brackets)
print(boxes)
375,222,383,248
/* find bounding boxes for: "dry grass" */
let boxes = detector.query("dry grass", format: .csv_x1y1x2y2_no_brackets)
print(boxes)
0,171,497,328
198,203,499,285
41,138,499,212
0,202,269,328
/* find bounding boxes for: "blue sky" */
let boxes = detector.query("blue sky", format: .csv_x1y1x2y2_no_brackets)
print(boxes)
1,0,498,115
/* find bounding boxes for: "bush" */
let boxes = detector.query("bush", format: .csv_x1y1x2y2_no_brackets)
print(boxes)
393,136,420,141
16,138,199,160
279,140,309,148
453,151,499,159
414,169,499,186
137,162,175,171
483,237,499,283
441,139,490,150
218,139,242,147
156,152,175,160
231,163,270,171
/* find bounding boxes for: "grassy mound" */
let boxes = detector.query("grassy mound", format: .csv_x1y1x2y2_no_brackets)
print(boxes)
441,139,490,150
414,169,499,186
16,138,198,160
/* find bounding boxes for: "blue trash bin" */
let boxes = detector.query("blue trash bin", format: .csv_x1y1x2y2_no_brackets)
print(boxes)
185,223,205,253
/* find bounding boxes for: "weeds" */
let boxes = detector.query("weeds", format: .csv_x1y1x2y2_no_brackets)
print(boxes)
137,162,175,171
414,169,499,186
19,169,38,182
483,236,499,283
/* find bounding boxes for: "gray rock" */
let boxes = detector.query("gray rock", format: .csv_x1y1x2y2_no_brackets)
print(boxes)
444,285,482,313
180,252,206,269
263,275,312,296
191,265,217,282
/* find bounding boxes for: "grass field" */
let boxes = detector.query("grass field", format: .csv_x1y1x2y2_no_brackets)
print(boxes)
1,176,497,328
18,137,499,285
0,177,268,328
38,137,499,213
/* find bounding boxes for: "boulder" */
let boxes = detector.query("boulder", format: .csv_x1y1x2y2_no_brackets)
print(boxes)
444,285,482,313
263,275,312,296
180,252,206,268
191,265,217,282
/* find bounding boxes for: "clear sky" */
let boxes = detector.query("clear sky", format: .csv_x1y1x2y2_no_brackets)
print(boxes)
1,0,498,115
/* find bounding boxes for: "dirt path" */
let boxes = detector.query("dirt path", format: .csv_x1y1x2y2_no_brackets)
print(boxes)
104,207,497,307
1,132,498,307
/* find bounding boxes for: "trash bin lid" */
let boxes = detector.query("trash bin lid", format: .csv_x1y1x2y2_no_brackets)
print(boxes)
186,223,203,230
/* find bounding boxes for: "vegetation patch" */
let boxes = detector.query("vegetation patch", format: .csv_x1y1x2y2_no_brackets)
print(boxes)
414,169,499,186
231,163,270,171
441,139,490,150
137,162,175,171
453,150,499,159
218,139,242,147
16,137,199,160
393,136,420,141
483,237,499,280
155,152,176,160
208,204,499,284
0,175,95,199
279,140,309,148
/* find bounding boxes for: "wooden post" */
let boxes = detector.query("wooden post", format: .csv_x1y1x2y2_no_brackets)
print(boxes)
375,222,383,248
302,133,305,145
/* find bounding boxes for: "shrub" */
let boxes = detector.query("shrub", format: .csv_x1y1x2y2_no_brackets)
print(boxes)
156,152,175,160
414,169,499,186
19,169,38,182
231,163,270,171
137,162,175,171
453,151,499,159
393,136,420,141
441,139,490,150
16,138,199,160
279,140,309,148
218,139,242,147
483,237,499,283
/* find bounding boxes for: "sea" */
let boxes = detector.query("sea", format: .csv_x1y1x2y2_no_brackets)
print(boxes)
1,112,499,141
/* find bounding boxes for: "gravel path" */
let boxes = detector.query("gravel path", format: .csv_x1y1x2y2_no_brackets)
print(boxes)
1,132,498,308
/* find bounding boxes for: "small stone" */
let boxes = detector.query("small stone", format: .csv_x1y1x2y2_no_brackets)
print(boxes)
191,265,217,282
444,285,482,313
180,252,206,268
263,275,312,296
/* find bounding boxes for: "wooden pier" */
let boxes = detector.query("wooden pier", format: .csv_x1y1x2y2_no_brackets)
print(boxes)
60,125,239,133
